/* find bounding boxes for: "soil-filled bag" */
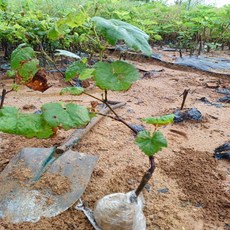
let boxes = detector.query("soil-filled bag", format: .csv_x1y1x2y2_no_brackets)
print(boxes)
94,191,146,230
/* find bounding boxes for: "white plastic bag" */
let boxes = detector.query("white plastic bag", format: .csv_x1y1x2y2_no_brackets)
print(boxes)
94,191,146,230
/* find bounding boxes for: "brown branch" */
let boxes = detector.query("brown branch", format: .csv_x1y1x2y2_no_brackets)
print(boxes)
0,89,14,109
135,156,155,198
180,89,190,110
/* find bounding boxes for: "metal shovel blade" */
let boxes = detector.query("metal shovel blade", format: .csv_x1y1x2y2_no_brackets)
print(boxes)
0,147,98,223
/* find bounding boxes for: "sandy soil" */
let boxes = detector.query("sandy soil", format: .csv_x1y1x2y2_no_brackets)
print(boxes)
0,54,230,230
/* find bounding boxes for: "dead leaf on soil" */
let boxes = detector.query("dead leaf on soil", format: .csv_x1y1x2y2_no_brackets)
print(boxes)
26,69,52,92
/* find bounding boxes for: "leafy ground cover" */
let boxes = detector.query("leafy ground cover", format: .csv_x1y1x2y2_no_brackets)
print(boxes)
1,0,229,58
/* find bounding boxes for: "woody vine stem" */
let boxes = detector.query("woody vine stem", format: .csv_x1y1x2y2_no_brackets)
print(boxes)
83,90,155,199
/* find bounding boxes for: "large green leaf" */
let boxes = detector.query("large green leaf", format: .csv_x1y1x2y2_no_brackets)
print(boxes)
94,61,139,91
135,130,167,156
41,102,90,130
143,114,175,126
91,16,152,56
0,107,53,138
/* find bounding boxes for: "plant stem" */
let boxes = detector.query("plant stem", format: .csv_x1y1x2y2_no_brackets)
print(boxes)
0,89,7,109
179,49,183,58
83,92,138,135
97,112,138,135
104,89,108,102
180,89,190,110
83,91,120,118
135,156,155,198
0,89,14,109
37,39,65,77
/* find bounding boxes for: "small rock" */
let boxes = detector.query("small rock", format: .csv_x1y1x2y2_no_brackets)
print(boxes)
144,184,151,192
157,188,169,194
22,104,37,110
0,159,10,164
34,110,42,114
127,109,135,114
206,82,219,88
195,203,203,208
180,200,190,207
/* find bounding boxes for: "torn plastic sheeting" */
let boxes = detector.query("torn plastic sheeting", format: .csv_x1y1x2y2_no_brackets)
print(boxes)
175,56,230,74
199,97,223,108
216,88,230,95
214,143,230,160
174,108,202,123
218,95,230,103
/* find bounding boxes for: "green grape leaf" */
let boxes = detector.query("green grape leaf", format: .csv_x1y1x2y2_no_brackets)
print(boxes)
17,59,40,82
60,87,84,95
11,45,36,70
79,68,95,80
48,11,88,40
143,114,175,126
57,11,88,29
7,70,16,78
94,61,139,91
41,102,90,130
135,130,167,156
47,24,61,40
10,44,40,83
65,60,87,81
91,16,152,56
0,106,53,138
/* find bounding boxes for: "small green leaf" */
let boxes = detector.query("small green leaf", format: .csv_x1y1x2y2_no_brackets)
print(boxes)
65,60,87,81
48,11,88,40
60,87,84,95
12,83,20,91
79,68,95,80
47,24,61,40
10,44,40,83
41,102,90,130
17,59,39,82
0,106,53,138
94,61,139,91
92,16,152,56
143,114,175,126
135,130,167,156
7,70,16,78
57,11,88,29
11,45,36,70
